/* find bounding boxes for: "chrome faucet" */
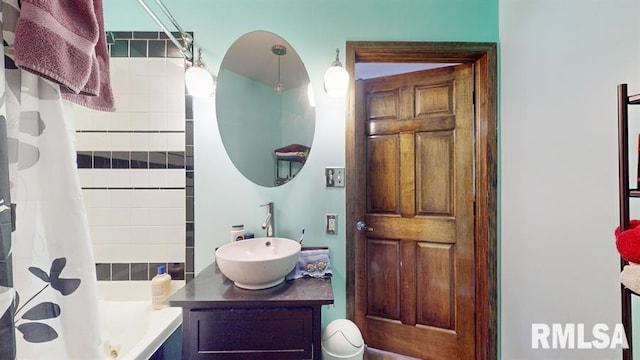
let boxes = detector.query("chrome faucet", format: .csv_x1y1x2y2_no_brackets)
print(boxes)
260,202,274,237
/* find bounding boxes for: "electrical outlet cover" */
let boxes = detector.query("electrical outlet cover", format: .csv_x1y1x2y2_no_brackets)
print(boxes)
326,214,337,234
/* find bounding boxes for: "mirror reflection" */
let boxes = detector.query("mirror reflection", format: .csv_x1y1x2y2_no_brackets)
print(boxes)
216,30,315,187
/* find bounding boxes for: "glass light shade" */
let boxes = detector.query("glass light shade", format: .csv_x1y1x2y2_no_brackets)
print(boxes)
274,82,284,95
323,65,349,97
185,65,215,97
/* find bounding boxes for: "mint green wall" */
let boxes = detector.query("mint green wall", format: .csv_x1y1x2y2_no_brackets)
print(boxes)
216,69,313,186
281,85,314,149
103,0,498,340
216,69,280,186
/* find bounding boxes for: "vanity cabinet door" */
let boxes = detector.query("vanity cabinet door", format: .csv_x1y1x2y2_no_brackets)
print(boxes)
187,307,313,359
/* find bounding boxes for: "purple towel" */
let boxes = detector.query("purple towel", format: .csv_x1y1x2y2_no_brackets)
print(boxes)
14,0,115,112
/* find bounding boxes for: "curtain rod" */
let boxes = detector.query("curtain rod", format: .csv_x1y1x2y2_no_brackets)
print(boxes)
137,0,193,61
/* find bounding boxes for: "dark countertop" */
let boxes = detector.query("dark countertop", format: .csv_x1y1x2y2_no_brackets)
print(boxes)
168,262,334,309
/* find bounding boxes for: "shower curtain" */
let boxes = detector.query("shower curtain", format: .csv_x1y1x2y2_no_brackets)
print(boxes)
0,0,103,358
0,35,15,358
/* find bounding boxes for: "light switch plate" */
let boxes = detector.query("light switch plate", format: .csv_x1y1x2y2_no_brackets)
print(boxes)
325,167,345,188
326,214,337,234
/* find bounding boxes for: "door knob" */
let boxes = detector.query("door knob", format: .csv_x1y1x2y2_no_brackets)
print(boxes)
356,221,373,232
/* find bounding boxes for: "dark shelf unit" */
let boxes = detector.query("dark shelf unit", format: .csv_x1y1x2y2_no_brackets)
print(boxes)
617,83,640,360
275,154,306,186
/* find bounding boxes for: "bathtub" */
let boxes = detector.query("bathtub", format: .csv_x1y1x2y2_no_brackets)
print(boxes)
98,281,183,360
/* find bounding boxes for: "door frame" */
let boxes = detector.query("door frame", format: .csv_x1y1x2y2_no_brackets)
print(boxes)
344,41,498,360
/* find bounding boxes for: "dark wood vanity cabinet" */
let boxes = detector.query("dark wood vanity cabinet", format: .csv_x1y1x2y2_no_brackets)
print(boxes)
168,263,334,359
185,307,316,359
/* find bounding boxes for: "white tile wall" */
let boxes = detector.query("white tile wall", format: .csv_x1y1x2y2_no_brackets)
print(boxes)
166,133,185,151
98,280,185,301
167,112,185,131
165,169,186,187
84,189,184,208
77,56,186,265
149,133,168,151
130,170,150,188
90,225,185,245
76,132,186,152
94,244,172,263
98,280,185,300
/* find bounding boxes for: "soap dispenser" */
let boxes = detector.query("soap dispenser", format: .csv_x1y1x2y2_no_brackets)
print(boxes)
151,265,171,310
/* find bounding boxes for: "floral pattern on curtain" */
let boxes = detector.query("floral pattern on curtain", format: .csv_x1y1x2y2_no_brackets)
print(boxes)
0,1,15,358
0,0,103,358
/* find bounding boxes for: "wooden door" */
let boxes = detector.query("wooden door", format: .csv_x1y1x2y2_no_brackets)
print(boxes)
354,64,475,359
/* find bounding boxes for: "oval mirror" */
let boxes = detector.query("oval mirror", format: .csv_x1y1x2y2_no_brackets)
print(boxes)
216,30,315,187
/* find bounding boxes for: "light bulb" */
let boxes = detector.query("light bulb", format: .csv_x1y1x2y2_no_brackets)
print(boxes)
185,65,214,97
274,82,284,95
323,65,349,97
323,48,349,97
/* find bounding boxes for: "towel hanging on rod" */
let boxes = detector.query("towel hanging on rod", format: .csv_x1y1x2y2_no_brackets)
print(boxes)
14,0,116,112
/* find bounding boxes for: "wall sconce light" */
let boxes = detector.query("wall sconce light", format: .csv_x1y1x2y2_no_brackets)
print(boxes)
186,48,216,97
323,48,349,97
272,44,287,95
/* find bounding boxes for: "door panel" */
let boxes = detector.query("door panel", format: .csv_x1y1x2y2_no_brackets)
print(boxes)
416,131,454,215
354,64,475,359
415,83,454,117
417,242,454,329
366,239,400,320
369,90,400,120
365,215,455,243
368,135,400,214
368,116,455,135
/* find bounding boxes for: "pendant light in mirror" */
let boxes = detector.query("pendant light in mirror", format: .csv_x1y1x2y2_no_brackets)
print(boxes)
323,48,349,97
272,44,287,95
186,48,216,97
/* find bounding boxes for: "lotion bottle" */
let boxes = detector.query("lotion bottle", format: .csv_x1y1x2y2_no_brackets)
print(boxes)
151,265,171,310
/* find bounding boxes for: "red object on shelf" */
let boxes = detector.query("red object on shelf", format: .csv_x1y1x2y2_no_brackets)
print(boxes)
274,143,309,153
273,144,310,157
616,219,640,263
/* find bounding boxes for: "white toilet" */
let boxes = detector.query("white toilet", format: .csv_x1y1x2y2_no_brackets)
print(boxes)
321,319,365,360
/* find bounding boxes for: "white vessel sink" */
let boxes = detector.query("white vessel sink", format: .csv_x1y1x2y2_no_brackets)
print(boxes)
215,237,301,290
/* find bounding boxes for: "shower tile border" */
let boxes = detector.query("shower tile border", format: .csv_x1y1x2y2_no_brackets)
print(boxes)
77,151,186,170
108,30,187,59
96,262,186,281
